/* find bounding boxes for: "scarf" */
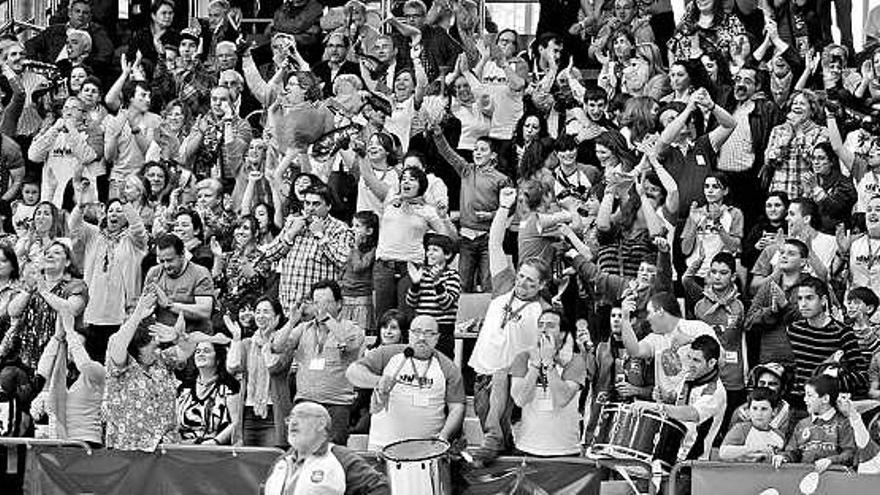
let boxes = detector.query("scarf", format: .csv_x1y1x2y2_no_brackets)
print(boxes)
676,366,720,406
701,285,740,316
246,331,272,418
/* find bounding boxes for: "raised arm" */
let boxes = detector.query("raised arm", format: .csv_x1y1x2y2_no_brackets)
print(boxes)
106,291,157,367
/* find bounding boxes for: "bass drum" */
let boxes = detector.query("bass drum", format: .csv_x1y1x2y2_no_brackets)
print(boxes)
589,402,687,476
382,438,451,495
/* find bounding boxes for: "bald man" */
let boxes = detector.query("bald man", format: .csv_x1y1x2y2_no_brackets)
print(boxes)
265,402,389,495
346,315,466,451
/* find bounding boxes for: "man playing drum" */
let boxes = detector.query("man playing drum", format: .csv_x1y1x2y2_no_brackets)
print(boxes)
633,335,727,461
345,315,466,451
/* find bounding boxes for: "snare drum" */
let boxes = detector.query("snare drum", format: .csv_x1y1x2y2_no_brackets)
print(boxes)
381,438,451,495
589,402,687,475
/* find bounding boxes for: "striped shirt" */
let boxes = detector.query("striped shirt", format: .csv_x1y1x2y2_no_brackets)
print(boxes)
405,267,461,326
786,319,869,398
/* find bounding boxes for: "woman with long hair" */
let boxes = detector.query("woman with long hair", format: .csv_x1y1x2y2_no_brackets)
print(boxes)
621,43,667,99
342,132,400,217
1,241,87,371
742,192,789,269
14,202,66,271
667,0,746,62
143,161,175,207
226,297,293,447
517,137,557,191
502,112,549,181
173,209,213,270
126,0,180,65
663,59,712,103
594,129,638,175
176,338,241,445
211,215,269,319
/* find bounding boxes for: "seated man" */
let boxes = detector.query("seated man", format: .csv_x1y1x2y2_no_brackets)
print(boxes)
345,315,465,451
731,363,792,437
510,308,586,457
719,387,786,463
264,402,389,495
772,375,856,472
633,335,727,460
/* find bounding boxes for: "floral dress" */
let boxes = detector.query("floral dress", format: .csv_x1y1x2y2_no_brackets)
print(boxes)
215,247,269,316
667,13,746,61
103,350,181,451
0,277,87,370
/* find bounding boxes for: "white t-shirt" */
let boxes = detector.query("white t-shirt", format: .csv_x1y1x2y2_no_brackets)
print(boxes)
368,354,448,451
641,319,717,399
264,447,346,495
469,291,544,375
356,167,399,218
849,235,880,293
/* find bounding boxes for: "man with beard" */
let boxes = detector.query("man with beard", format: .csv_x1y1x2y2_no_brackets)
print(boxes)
717,62,781,226
468,187,552,464
313,32,361,98
70,194,147,363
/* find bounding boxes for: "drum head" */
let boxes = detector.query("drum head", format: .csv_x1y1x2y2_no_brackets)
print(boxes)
640,408,688,434
382,438,450,462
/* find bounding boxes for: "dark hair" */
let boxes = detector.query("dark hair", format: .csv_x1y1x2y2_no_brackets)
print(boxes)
403,150,429,172
370,132,399,167
766,191,790,209
738,60,766,94
400,166,429,197
790,197,819,229
670,59,712,93
691,334,720,362
122,80,151,107
704,172,730,197
253,202,279,235
847,287,879,315
808,374,839,404
174,209,204,241
783,238,809,259
311,279,342,302
536,31,561,50
236,215,260,244
79,75,101,93
254,296,286,330
683,0,724,29
0,244,19,281
156,232,185,254
555,133,578,152
649,291,682,318
303,183,334,207
603,26,635,62
376,309,410,346
657,100,705,137
127,317,157,361
710,252,736,274
32,201,64,239
595,129,637,170
812,142,841,176
290,71,323,102
151,0,175,15
143,161,172,203
497,28,518,46
518,137,555,183
748,386,779,409
425,233,457,259
513,112,549,147
584,86,608,103
797,276,829,300
353,210,379,252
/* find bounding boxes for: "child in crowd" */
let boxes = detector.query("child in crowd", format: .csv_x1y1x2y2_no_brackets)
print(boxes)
772,375,856,472
340,211,379,335
846,287,880,363
719,387,785,462
12,179,40,238
405,233,461,359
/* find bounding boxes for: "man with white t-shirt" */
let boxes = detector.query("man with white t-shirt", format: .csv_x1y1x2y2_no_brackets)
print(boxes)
619,291,717,403
750,198,837,294
848,195,880,294
345,315,465,451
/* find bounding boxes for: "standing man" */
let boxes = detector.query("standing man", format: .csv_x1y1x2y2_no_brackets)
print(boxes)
271,281,365,446
260,185,353,310
346,315,465,450
717,63,781,226
104,81,161,199
312,32,360,98
181,85,251,184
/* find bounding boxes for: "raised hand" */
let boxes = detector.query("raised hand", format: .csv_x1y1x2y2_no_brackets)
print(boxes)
407,262,423,284
209,236,223,257
223,313,242,340
499,187,517,209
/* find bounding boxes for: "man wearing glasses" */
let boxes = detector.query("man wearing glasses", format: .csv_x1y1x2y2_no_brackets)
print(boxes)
346,315,465,451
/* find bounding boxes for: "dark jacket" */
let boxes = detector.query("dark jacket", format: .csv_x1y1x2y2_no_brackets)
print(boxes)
312,60,362,98
724,93,781,173
815,169,857,234
25,23,114,74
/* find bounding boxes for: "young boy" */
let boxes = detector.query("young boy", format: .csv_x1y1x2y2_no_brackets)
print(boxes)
405,233,461,359
719,387,785,462
12,179,40,237
837,392,880,473
772,375,856,472
845,286,880,366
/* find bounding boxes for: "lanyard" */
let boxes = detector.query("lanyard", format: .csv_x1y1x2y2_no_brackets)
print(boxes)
500,291,531,328
410,355,434,389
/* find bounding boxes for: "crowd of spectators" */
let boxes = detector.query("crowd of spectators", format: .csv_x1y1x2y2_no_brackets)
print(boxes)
1,0,880,492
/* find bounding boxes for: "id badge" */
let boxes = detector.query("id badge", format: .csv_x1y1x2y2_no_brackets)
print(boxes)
412,391,431,407
309,358,326,370
535,390,553,412
725,351,738,364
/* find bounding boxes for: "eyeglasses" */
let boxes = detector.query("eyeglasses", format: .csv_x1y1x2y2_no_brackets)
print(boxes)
411,328,439,338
